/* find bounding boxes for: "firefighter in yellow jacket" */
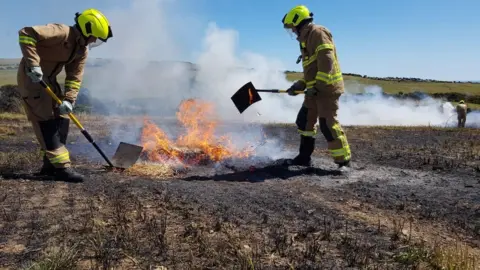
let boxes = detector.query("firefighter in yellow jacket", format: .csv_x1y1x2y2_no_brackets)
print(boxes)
456,100,467,128
17,8,113,182
281,5,351,168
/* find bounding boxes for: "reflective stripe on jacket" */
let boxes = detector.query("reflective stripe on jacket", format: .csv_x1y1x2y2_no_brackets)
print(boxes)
294,23,344,96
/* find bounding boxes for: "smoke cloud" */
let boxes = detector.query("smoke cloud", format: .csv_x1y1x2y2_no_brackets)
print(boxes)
80,0,478,163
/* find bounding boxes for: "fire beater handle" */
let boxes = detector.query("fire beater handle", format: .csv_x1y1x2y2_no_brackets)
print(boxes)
38,80,115,167
256,89,305,94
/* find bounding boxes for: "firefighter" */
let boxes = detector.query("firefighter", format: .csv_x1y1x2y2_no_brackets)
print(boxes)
16,8,113,182
281,5,351,168
456,100,467,128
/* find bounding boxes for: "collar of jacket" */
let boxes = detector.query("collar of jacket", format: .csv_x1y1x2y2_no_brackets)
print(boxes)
71,25,87,47
296,23,314,43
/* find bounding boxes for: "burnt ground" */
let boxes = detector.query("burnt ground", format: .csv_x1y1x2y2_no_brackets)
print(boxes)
0,115,479,270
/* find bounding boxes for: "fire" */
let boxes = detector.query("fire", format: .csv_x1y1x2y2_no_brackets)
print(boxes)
140,99,254,166
248,88,253,104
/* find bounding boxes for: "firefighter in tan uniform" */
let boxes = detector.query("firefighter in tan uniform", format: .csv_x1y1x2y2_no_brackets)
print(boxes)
17,8,113,182
456,100,467,128
282,5,351,168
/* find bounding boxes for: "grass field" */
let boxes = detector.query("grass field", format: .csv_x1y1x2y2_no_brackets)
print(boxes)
285,72,480,95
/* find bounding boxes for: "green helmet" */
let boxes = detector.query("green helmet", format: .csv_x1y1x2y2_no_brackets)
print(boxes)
282,5,313,29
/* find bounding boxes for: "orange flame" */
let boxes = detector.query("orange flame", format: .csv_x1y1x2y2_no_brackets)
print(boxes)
140,99,254,166
248,88,253,104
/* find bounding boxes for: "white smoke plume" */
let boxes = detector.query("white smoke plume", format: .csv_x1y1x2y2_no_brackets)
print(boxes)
81,0,478,160
82,0,301,161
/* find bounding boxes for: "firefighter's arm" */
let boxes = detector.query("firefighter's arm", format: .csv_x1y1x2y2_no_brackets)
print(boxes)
311,29,340,90
18,24,66,68
64,48,88,105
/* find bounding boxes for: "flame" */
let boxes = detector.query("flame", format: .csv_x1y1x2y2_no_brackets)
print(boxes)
140,99,254,166
248,88,253,104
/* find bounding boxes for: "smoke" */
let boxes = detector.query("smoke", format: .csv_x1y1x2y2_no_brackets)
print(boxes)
464,111,480,128
80,0,478,164
338,85,457,127
82,0,299,161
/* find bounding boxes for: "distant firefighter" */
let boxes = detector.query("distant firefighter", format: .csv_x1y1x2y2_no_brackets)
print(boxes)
456,100,467,128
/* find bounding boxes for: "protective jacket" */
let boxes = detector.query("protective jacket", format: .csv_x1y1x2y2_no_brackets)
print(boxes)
456,103,467,117
456,102,467,128
17,23,88,105
294,23,344,96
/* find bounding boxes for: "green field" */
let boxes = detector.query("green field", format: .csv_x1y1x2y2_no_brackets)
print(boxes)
285,72,480,109
0,69,67,86
285,72,480,95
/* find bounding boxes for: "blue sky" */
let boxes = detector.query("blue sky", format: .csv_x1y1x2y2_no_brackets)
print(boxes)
0,0,479,81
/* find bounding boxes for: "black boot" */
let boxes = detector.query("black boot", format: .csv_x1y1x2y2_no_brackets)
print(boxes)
337,160,351,168
38,155,56,176
54,167,84,183
284,135,315,166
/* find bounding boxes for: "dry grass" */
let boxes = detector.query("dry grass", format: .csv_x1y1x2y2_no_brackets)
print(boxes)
22,244,81,270
0,150,41,172
125,162,176,178
430,242,478,270
0,112,26,121
393,242,479,269
0,126,16,136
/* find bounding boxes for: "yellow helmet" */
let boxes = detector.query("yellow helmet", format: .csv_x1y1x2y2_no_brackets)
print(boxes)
282,5,313,29
74,8,112,42
459,100,465,104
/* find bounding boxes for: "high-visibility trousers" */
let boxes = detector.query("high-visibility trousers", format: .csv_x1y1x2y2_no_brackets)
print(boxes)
295,93,351,164
18,83,71,168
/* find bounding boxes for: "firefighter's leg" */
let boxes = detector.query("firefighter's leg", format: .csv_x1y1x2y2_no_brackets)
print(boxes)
21,88,83,182
317,94,351,168
30,120,55,176
284,96,317,166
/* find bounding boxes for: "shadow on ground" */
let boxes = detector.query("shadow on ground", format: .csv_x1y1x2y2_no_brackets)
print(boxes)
180,161,344,183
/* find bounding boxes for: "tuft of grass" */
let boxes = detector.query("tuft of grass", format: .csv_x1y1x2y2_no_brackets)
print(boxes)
429,242,478,270
23,243,81,270
394,241,479,270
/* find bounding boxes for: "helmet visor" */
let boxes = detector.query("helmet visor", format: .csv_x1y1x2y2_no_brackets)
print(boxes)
285,28,296,39
88,39,105,50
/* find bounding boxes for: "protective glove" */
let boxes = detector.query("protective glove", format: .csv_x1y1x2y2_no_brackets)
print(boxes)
58,100,73,114
287,82,304,96
26,66,43,83
305,87,319,97
287,85,299,96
